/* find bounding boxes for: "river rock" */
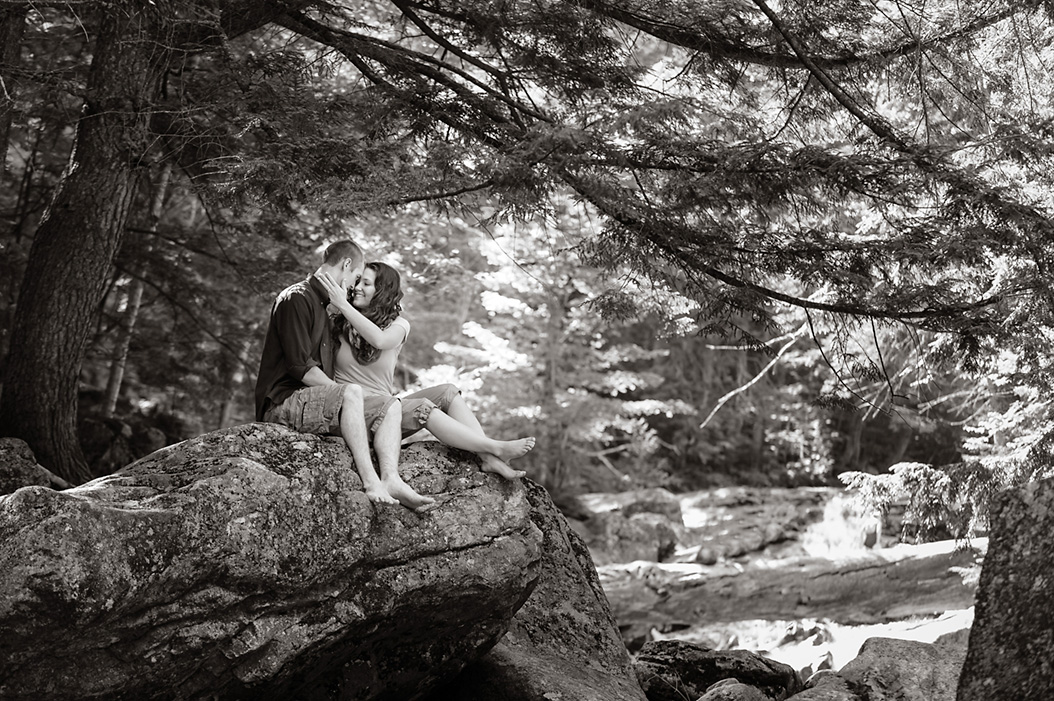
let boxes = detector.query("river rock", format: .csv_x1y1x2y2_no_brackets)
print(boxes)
580,510,680,565
635,640,802,701
838,636,964,701
0,423,543,700
580,487,685,525
792,671,860,700
698,678,771,700
958,476,1054,700
430,479,647,701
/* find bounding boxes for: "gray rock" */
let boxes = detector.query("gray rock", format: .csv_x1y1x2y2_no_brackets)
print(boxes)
698,679,771,700
584,510,680,564
429,479,647,701
0,423,543,700
0,438,69,495
620,487,685,525
635,640,802,701
838,637,964,701
580,487,685,525
792,671,861,700
958,477,1054,700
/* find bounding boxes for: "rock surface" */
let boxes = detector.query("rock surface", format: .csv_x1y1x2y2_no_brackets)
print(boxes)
629,629,968,701
838,637,964,701
574,509,679,565
579,487,685,525
635,640,802,701
0,423,544,700
432,479,647,701
957,477,1054,700
698,678,772,700
605,543,979,649
793,672,860,700
0,438,69,494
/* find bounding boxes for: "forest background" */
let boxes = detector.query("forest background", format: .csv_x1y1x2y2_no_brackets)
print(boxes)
4,0,1054,538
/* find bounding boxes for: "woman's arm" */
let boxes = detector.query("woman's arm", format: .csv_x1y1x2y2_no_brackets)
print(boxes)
319,273,408,349
342,306,408,350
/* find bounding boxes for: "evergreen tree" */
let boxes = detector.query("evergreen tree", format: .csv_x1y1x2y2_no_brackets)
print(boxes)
5,0,1054,484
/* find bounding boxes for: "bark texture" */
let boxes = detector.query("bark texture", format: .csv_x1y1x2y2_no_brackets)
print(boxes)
0,3,172,482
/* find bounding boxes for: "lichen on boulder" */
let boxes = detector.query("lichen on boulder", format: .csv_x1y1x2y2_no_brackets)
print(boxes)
0,423,543,700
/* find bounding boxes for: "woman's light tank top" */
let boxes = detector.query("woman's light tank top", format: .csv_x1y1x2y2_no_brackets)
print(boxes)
333,316,410,396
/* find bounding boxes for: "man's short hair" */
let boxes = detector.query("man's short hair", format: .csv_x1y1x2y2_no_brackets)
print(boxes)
323,240,364,268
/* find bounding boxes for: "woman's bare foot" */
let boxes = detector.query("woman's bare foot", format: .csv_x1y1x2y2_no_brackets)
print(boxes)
481,454,526,480
383,476,436,511
492,437,536,463
364,484,399,505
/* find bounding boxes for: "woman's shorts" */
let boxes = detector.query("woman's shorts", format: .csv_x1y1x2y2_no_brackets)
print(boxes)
361,384,460,437
361,393,401,435
400,384,460,437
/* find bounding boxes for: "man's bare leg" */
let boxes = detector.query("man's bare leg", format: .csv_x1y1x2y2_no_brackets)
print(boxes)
375,400,435,511
340,384,396,505
432,396,535,479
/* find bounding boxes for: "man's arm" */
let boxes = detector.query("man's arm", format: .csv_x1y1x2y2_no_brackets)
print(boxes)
273,292,322,380
301,366,336,386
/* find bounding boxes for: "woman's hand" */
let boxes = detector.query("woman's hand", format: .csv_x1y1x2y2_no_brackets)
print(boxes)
318,271,406,349
317,272,352,312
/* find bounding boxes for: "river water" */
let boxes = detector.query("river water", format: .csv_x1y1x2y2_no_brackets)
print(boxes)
583,487,981,674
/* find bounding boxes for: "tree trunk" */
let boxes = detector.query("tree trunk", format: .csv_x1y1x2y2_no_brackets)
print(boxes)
101,279,145,418
0,5,173,483
215,337,255,430
0,5,26,170
102,162,171,418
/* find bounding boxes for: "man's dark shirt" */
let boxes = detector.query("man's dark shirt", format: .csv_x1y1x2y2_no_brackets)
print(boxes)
255,275,335,421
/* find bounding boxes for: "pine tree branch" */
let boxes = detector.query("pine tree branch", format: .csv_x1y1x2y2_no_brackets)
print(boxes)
698,327,805,429
568,0,1038,70
277,10,551,126
556,166,1009,324
752,0,1054,280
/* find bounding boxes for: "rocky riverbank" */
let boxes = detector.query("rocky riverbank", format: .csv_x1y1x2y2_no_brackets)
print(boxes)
572,486,982,675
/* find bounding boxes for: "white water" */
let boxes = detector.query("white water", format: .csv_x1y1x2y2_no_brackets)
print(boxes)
592,487,979,676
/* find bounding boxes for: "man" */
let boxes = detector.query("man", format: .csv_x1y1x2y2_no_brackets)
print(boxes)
255,240,434,511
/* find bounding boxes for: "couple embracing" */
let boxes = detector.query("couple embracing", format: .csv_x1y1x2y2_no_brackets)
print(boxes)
254,240,535,510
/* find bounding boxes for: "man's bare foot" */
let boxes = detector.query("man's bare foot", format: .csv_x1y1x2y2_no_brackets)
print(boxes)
384,477,436,511
492,437,536,463
364,484,399,505
481,454,526,480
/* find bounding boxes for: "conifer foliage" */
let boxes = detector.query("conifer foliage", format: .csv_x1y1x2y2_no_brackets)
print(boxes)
4,1,1054,485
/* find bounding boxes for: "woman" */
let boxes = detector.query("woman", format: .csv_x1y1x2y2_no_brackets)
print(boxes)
323,262,534,480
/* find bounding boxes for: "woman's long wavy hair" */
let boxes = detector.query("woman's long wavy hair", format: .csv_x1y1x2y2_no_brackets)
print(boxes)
332,261,403,365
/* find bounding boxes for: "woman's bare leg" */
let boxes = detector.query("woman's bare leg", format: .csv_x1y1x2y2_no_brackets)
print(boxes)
444,395,535,461
425,400,535,479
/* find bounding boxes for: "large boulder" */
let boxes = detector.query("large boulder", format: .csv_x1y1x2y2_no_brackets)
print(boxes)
634,640,802,701
838,637,964,701
431,479,647,700
0,438,69,495
580,487,685,525
578,509,679,565
958,477,1054,700
0,423,543,700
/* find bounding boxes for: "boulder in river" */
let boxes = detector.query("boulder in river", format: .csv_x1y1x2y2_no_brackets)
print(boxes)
634,639,802,701
431,479,647,700
838,636,964,701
